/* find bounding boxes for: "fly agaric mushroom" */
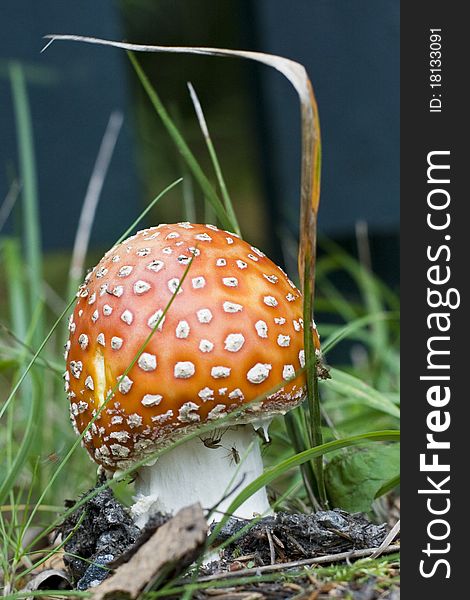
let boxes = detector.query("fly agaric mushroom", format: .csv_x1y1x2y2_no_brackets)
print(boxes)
65,223,310,527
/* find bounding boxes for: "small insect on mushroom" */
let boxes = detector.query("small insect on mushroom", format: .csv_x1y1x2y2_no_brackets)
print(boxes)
224,445,241,465
199,427,227,450
65,223,319,528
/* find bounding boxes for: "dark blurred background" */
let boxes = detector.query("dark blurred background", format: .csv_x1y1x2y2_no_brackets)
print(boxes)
0,0,399,285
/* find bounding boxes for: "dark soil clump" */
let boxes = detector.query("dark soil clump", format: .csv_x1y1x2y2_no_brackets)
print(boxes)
211,509,388,568
59,485,396,597
60,480,140,590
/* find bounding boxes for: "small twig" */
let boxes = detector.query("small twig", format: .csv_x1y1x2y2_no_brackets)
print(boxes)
286,533,308,557
195,544,400,583
370,520,400,559
236,554,256,562
68,110,123,285
330,528,353,542
265,528,276,566
302,468,321,511
271,533,284,550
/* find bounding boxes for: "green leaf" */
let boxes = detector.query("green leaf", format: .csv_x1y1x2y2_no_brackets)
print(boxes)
325,443,400,512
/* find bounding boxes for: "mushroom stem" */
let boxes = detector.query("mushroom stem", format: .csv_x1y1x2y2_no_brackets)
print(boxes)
130,425,271,528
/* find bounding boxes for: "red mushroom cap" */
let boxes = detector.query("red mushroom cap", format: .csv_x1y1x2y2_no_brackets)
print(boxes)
65,223,307,470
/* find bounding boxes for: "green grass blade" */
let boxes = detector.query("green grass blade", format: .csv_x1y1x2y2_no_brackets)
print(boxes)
182,172,196,223
115,178,183,246
203,195,216,225
0,372,40,504
319,238,400,312
170,106,197,223
0,334,63,375
1,238,28,341
284,410,319,505
0,296,76,422
303,257,327,508
322,311,399,355
355,264,389,375
9,62,43,344
187,82,241,236
316,278,360,322
1,237,32,479
0,179,21,233
324,368,400,418
127,52,237,232
375,474,400,499
211,480,303,557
